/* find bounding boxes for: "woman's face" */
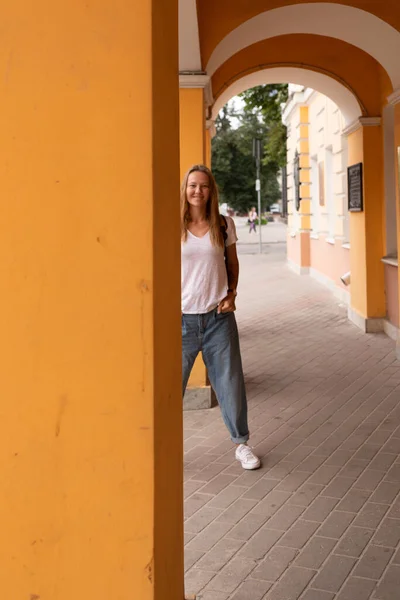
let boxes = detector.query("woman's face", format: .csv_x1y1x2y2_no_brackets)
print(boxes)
186,171,211,208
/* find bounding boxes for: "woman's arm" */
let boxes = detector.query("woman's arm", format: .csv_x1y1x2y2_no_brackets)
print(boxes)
225,243,239,293
218,243,239,313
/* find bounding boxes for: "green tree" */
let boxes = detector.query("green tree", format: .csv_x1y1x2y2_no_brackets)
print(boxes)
211,85,287,213
240,84,288,170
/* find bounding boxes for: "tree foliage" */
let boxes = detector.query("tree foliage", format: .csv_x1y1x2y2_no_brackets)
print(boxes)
211,84,288,214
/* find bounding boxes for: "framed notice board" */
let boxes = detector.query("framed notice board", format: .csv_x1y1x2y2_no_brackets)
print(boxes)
347,162,363,212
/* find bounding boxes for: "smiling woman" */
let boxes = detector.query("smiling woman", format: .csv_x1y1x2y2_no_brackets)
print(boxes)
180,164,261,470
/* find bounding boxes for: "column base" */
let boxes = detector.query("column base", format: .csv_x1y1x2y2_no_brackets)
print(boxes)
287,259,310,275
183,386,218,410
347,306,384,333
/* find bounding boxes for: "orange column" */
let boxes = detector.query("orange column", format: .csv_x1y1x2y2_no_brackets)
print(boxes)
179,81,216,408
347,120,386,330
393,100,400,356
0,2,183,599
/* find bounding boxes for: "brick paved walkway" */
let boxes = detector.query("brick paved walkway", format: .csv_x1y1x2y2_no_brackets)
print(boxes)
184,241,400,600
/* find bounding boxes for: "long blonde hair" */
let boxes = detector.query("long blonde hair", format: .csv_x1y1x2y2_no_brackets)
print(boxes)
180,164,224,248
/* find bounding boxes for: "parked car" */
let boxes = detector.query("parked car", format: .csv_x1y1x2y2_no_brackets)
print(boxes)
269,203,281,214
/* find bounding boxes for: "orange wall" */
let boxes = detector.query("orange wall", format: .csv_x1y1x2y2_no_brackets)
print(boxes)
0,2,182,599
179,88,206,177
348,128,368,315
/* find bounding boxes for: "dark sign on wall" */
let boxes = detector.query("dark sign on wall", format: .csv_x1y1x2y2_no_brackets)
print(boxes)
294,150,301,211
347,163,363,212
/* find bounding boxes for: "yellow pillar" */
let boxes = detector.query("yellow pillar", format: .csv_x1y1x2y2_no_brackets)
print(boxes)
179,87,207,176
0,2,183,599
179,81,216,408
347,120,386,330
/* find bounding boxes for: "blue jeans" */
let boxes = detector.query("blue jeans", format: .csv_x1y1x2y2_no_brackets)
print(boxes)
182,309,249,444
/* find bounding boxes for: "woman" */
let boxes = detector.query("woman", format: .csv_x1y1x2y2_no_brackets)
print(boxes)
181,164,260,470
248,206,257,234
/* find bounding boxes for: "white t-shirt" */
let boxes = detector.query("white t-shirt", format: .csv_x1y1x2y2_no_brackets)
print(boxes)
181,216,238,314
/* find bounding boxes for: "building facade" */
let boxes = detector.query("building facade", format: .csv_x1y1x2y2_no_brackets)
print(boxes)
283,85,399,339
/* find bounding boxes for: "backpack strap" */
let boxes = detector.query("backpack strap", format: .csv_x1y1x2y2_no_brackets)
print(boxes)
220,215,228,244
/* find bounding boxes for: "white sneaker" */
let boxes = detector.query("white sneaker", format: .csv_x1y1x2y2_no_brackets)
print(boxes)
235,444,261,470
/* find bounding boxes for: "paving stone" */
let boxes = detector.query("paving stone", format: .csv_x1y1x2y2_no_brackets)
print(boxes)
252,545,298,581
387,498,400,519
334,526,374,557
195,537,243,572
237,525,283,559
200,475,240,495
354,444,380,461
264,566,316,600
381,437,400,454
186,521,234,552
229,579,273,600
251,490,292,516
226,512,267,541
265,504,306,531
185,568,216,595
185,532,196,545
318,511,355,539
302,497,339,523
322,477,355,499
384,464,400,483
278,520,320,549
185,480,207,498
266,462,297,480
197,592,229,600
369,453,397,472
276,471,312,492
185,548,205,571
185,493,214,519
300,591,334,600
335,576,377,600
204,557,258,594
354,469,386,492
295,536,337,569
353,503,390,529
208,485,245,509
353,545,394,579
241,478,278,500
336,489,372,513
288,483,325,507
339,459,369,480
373,565,400,600
372,517,400,548
216,499,257,524
312,555,356,593
369,482,400,505
308,465,342,486
325,450,355,467
185,507,222,534
296,454,328,473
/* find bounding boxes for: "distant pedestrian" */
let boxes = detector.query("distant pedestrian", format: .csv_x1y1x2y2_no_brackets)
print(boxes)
248,207,257,233
180,164,261,470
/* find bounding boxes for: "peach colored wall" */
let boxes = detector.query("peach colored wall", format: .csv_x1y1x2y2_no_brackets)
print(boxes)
287,233,310,268
385,264,399,327
310,238,351,293
287,234,301,265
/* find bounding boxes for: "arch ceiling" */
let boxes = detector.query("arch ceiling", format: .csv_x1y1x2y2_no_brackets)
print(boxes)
211,67,362,126
211,35,390,121
203,4,400,89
